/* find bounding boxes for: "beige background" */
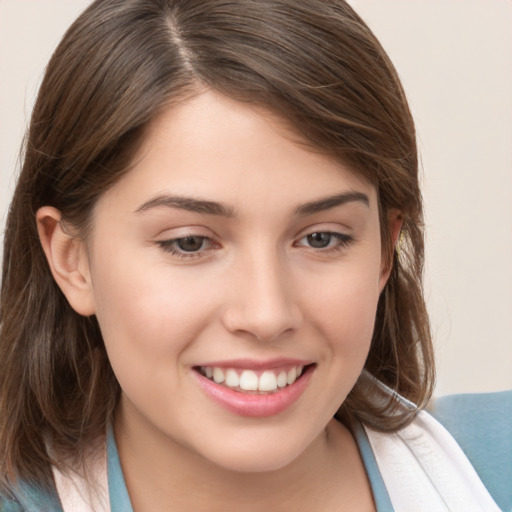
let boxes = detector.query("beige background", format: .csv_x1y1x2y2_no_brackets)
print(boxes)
1,1,511,396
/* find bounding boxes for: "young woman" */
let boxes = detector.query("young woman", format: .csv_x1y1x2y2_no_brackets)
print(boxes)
0,1,510,511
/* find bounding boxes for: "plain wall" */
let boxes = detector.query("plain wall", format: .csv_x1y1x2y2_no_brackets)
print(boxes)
1,0,511,397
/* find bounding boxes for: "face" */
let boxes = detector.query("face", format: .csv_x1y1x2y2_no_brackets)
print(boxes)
84,91,390,472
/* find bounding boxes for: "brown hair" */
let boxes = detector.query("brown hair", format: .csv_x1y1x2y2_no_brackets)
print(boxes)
0,0,434,493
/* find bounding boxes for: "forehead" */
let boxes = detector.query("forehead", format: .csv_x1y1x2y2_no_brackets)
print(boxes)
98,90,377,215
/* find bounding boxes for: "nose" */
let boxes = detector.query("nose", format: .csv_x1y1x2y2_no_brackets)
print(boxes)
221,250,303,342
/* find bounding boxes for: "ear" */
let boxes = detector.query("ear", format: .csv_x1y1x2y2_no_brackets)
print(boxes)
378,209,403,291
36,206,96,316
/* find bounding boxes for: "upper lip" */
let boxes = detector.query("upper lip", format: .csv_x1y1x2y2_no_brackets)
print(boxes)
194,358,313,370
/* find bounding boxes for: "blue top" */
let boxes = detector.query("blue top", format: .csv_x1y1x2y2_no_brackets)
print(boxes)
430,390,512,512
1,390,511,511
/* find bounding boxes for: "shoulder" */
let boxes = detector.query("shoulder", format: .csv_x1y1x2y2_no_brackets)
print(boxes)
430,389,512,512
0,482,62,512
0,495,24,511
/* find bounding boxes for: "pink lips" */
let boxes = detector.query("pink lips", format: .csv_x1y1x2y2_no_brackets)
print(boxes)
192,361,314,417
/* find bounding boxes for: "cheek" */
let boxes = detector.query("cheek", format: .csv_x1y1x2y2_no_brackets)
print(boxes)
304,262,381,347
90,256,218,378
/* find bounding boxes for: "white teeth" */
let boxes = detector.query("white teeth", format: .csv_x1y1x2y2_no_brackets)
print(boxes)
276,371,287,388
213,367,225,384
239,370,259,391
202,365,307,392
259,371,278,392
225,369,240,387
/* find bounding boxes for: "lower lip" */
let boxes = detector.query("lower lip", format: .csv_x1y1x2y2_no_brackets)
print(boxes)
193,366,314,417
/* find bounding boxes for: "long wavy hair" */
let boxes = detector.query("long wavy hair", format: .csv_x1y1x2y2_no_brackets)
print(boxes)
0,0,434,493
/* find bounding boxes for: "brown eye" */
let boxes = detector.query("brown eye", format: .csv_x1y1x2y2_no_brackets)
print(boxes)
176,236,206,252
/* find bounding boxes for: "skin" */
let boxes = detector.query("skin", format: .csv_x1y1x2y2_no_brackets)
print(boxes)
37,90,401,511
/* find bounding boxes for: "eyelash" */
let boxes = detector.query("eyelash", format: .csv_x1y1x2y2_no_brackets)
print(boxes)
294,232,354,252
156,231,353,260
157,236,218,259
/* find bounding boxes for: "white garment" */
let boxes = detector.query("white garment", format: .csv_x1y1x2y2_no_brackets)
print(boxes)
365,410,501,511
52,447,109,512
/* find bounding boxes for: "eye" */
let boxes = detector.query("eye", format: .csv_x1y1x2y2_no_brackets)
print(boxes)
157,235,218,258
306,232,334,249
295,231,353,251
175,236,207,252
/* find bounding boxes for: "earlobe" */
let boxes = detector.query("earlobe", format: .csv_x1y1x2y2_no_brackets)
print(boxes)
36,206,96,316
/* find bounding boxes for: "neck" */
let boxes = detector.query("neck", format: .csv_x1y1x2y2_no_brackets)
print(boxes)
114,403,374,512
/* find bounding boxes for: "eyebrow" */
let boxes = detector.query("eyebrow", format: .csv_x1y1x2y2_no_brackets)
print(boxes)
135,190,369,217
135,195,236,217
295,191,369,215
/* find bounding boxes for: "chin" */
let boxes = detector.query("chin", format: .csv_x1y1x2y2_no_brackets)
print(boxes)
207,450,299,474
193,429,318,474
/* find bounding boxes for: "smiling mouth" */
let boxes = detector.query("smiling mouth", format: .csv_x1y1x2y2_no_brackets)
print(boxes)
195,364,313,394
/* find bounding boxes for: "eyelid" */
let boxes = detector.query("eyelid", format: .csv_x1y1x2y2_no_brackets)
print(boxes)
294,222,353,240
294,231,352,246
156,233,221,259
293,224,355,253
152,223,217,238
